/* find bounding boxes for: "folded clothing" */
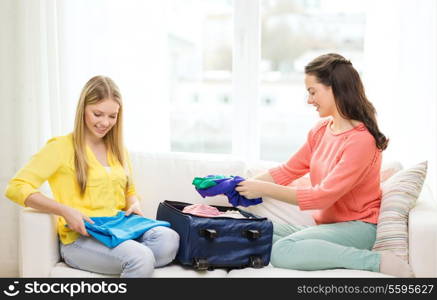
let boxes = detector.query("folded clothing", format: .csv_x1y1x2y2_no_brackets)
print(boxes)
84,211,170,248
192,175,262,207
182,203,222,217
182,203,248,219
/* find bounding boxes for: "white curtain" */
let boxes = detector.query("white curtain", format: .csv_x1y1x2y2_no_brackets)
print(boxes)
363,0,437,195
0,0,171,276
0,0,62,276
58,0,171,153
0,0,63,167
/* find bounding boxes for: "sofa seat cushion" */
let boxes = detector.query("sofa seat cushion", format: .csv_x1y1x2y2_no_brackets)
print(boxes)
50,262,228,278
50,263,117,278
153,264,228,277
227,265,393,278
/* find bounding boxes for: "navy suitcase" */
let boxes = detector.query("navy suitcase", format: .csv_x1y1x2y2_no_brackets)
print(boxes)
156,200,273,270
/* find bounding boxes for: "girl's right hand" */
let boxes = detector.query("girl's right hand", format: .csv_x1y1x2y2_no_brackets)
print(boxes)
61,206,94,236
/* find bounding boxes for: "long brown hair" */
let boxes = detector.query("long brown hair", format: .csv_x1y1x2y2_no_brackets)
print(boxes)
73,75,127,194
305,53,388,150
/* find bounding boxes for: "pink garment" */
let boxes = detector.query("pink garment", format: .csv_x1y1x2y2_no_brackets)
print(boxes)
269,118,382,225
182,204,222,217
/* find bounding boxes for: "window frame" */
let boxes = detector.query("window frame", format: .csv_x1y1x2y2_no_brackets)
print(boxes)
232,0,261,161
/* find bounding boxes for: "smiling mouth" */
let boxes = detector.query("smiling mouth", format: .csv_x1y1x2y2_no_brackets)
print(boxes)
95,127,108,134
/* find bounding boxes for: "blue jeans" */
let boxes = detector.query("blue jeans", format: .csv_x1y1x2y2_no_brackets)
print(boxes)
60,226,179,278
271,221,380,272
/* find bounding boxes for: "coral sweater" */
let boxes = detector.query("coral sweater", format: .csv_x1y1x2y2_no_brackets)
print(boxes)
269,119,382,225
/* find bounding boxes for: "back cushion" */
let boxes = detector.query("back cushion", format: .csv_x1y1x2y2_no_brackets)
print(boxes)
130,152,245,219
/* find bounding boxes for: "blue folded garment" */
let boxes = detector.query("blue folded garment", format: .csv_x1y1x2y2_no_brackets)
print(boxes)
194,175,263,207
84,211,170,248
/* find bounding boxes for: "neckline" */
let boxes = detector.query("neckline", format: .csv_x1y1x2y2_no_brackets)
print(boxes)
327,119,365,136
86,144,112,168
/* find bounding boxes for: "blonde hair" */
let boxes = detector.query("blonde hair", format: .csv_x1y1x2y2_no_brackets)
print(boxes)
73,75,128,195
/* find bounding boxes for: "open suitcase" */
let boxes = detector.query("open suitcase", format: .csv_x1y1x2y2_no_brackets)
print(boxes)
156,200,273,270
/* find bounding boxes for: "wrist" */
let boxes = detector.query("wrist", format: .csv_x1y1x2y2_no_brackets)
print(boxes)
127,196,139,205
261,181,277,198
57,203,71,217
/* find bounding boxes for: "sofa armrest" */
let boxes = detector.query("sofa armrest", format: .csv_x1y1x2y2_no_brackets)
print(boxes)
19,208,60,277
408,186,437,277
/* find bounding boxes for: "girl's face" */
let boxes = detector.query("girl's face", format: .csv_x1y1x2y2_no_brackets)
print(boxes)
84,98,120,140
304,74,337,118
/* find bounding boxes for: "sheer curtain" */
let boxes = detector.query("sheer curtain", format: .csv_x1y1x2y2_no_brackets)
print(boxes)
58,0,171,153
0,0,63,168
0,1,171,275
0,0,63,276
0,0,173,276
363,0,437,195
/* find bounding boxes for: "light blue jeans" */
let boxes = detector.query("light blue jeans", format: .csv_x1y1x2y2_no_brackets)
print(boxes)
60,226,180,278
271,221,381,272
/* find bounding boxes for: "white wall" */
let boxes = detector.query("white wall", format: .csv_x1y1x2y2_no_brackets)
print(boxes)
363,0,437,196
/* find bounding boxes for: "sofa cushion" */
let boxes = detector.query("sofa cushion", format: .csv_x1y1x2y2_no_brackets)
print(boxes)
227,264,392,277
50,263,118,278
130,151,246,219
380,160,403,183
372,161,428,262
50,262,228,278
153,264,228,278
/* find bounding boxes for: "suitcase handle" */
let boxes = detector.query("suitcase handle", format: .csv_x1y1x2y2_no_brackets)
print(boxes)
243,229,261,240
199,229,218,240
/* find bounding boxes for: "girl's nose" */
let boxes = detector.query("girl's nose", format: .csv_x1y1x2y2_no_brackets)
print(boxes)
307,95,313,105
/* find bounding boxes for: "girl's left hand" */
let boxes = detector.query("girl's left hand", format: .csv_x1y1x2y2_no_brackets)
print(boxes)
235,179,266,199
125,199,145,217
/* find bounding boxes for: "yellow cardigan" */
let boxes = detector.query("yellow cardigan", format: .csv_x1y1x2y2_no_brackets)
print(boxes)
4,133,136,244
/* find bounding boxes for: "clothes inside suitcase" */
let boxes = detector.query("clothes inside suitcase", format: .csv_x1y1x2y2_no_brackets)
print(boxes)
156,200,273,271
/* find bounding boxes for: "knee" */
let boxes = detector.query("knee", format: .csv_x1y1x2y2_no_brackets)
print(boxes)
153,227,180,267
270,238,297,268
124,246,155,278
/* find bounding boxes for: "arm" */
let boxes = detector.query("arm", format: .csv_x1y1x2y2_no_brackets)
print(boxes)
236,130,314,204
25,192,93,236
5,137,93,236
252,172,275,183
238,132,378,210
5,137,62,207
236,179,298,205
125,195,144,216
295,135,378,210
123,149,144,216
236,125,322,204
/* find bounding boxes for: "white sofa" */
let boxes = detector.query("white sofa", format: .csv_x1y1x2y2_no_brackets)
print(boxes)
18,152,437,278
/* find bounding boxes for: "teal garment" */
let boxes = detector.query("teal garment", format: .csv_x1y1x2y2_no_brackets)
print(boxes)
192,175,228,189
270,221,381,272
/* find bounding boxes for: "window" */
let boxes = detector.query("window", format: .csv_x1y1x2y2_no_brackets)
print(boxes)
168,0,233,154
259,0,367,162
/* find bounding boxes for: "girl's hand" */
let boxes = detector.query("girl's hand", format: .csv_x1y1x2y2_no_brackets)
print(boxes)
61,206,94,236
125,198,144,217
235,179,266,199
